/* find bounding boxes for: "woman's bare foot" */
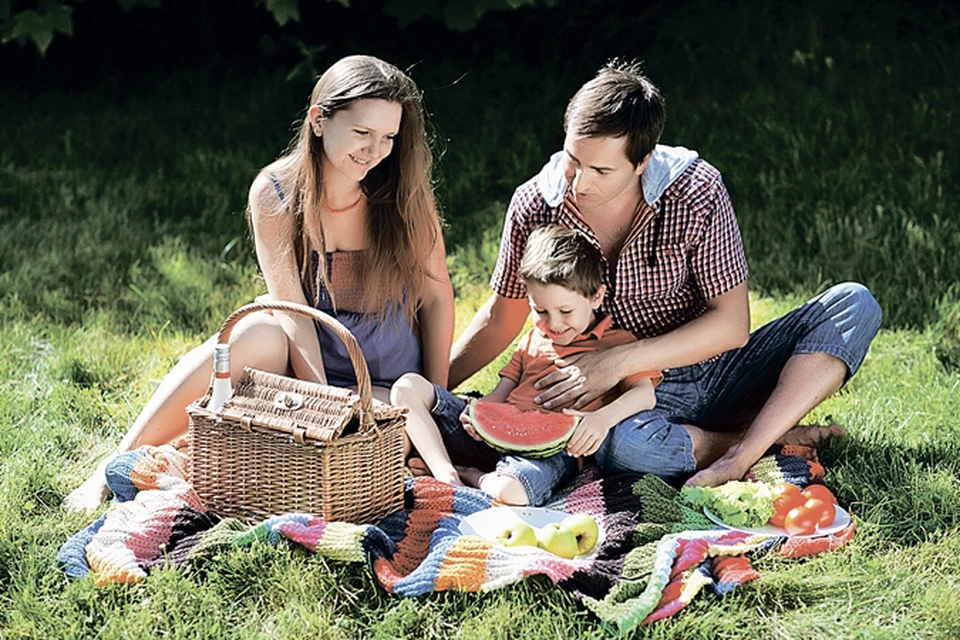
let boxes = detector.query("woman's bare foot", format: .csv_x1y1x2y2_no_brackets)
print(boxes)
62,467,111,515
62,448,122,514
407,456,431,477
408,456,464,486
454,465,485,488
777,423,846,447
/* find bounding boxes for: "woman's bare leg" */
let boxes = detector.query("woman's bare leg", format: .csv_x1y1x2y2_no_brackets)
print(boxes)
63,312,290,513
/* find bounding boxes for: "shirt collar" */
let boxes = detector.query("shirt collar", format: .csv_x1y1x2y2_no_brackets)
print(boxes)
537,312,612,345
575,313,613,342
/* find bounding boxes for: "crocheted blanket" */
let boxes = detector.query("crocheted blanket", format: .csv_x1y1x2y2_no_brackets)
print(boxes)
59,444,853,633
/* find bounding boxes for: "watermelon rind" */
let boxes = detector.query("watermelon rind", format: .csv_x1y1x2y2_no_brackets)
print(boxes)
466,401,581,459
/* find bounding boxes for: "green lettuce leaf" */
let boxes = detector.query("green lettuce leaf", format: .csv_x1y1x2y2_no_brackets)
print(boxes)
680,481,776,528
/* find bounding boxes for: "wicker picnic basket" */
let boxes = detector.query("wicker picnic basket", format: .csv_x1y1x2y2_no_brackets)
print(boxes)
186,300,407,525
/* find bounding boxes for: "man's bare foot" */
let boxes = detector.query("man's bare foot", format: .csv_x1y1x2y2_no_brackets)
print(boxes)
684,454,751,488
777,424,846,447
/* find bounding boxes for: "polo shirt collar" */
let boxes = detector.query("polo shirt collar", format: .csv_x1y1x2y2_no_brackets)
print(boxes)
577,313,614,342
536,312,612,344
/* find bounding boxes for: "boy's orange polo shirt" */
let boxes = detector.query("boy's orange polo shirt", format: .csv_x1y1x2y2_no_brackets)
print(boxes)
499,314,662,413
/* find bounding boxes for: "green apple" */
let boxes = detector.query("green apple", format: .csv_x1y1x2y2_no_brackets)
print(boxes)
560,513,600,555
496,521,538,548
536,523,578,559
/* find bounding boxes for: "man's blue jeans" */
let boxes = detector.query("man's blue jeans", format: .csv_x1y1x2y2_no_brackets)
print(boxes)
594,282,882,482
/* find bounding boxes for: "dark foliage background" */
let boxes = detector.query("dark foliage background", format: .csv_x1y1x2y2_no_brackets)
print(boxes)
2,0,958,329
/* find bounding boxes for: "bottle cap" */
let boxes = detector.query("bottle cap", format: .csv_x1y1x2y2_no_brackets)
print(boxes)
213,343,231,374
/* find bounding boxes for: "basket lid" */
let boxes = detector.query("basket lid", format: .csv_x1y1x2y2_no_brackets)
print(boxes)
218,368,366,442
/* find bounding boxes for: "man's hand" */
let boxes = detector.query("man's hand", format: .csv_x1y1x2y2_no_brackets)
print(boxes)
564,410,609,457
533,347,625,410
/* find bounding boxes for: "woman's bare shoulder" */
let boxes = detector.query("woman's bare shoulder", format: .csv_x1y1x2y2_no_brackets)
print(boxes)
249,163,288,218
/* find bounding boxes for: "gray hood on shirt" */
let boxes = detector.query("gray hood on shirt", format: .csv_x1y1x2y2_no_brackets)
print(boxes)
537,144,700,208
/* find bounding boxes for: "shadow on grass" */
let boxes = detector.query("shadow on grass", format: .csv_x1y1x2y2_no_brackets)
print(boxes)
822,436,960,545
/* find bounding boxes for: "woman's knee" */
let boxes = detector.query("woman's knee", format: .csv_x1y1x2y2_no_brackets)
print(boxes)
228,312,289,371
389,372,433,407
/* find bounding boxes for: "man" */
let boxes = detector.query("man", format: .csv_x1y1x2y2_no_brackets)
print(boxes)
449,60,881,488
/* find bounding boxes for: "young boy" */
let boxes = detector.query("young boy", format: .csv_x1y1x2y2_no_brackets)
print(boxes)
391,225,661,506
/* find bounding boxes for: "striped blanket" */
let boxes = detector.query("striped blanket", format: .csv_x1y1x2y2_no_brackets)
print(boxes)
58,443,853,633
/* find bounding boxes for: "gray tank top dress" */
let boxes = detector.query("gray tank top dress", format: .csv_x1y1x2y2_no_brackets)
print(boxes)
268,174,423,388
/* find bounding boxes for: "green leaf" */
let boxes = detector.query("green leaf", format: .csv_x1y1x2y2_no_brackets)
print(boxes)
4,5,73,55
116,0,163,11
266,0,300,26
680,481,776,529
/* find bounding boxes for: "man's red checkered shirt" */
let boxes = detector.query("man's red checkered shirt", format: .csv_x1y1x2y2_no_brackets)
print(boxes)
490,158,749,339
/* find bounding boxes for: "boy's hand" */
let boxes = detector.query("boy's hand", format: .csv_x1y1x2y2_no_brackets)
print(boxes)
459,400,482,441
564,409,609,458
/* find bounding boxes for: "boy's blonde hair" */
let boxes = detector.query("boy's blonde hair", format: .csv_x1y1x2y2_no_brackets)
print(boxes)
518,225,604,298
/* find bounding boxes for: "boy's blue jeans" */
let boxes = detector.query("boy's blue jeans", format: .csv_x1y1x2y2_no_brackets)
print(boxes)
444,282,882,506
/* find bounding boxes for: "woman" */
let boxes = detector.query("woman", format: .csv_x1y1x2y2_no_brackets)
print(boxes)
64,55,454,513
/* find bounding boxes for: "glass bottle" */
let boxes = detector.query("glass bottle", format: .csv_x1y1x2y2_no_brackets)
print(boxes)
208,343,233,413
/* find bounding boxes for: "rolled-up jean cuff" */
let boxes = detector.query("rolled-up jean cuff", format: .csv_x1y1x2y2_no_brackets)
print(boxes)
430,384,463,435
495,453,576,507
793,342,860,381
494,466,538,506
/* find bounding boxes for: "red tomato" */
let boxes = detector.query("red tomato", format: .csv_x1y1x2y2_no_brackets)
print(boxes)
801,484,838,505
803,497,836,528
770,487,806,527
784,506,819,536
773,482,802,500
769,512,787,528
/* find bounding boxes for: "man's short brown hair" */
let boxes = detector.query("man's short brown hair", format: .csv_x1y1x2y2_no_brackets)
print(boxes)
518,225,604,299
564,59,666,166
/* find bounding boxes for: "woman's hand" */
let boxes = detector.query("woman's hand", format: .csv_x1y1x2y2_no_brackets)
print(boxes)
533,346,627,411
564,409,608,458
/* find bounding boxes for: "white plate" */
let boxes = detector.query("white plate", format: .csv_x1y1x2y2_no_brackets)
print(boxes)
703,504,851,538
459,507,604,556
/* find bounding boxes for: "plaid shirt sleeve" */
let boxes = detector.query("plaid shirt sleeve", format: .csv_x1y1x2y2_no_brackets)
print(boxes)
489,186,536,299
689,174,749,299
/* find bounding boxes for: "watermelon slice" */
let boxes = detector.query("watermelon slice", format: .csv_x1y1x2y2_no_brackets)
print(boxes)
466,401,581,459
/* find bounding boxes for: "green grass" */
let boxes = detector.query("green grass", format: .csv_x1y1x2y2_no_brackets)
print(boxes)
1,298,959,639
2,0,960,637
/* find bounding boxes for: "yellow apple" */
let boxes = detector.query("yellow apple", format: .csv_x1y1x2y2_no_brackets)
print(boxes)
495,521,538,547
560,513,600,555
536,523,578,559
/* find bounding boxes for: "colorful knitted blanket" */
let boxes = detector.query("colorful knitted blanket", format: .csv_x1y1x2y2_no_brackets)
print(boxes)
58,443,853,633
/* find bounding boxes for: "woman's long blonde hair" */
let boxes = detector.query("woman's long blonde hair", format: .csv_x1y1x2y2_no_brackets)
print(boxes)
267,55,440,322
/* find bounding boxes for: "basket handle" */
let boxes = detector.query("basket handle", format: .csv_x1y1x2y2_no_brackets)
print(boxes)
217,300,377,431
